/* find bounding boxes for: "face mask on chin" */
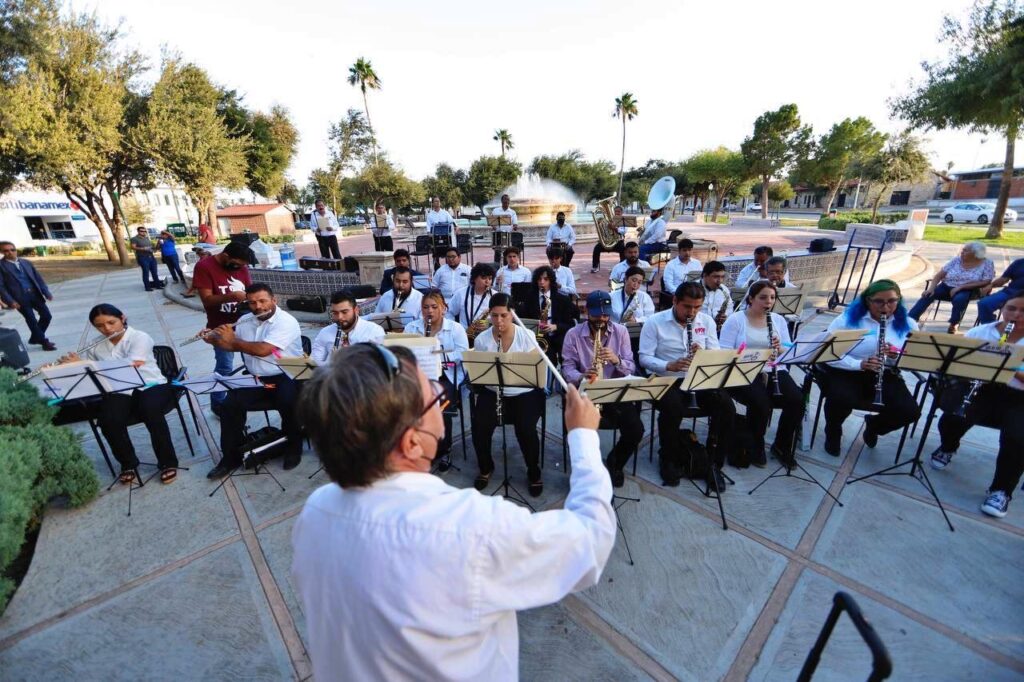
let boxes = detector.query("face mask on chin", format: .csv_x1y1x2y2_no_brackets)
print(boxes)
225,262,241,271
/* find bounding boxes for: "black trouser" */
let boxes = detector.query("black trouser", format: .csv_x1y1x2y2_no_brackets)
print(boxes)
592,240,626,269
472,387,544,476
655,385,735,466
96,384,178,470
939,382,1024,497
601,402,645,471
729,371,804,453
819,366,919,439
558,246,575,267
318,234,341,259
219,373,302,467
15,291,52,344
439,374,458,455
162,253,186,283
372,235,394,252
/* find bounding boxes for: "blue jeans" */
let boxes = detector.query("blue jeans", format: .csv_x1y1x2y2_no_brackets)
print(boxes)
211,346,235,407
907,282,971,324
976,289,1014,324
138,254,160,289
639,242,666,262
162,253,185,282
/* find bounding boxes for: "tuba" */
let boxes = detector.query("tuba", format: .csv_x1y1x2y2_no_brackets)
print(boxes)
592,195,621,250
647,176,677,219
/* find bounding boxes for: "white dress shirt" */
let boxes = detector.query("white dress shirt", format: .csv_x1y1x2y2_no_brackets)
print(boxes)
310,209,340,237
825,313,919,372
376,289,424,325
552,265,576,295
426,208,457,241
736,262,794,288
448,285,494,329
638,216,666,245
310,318,385,364
611,288,655,323
639,309,719,377
371,212,396,237
700,284,733,321
546,223,576,247
434,263,471,300
471,325,541,396
719,311,792,373
662,257,703,294
610,259,651,284
82,326,164,385
490,206,518,232
968,322,1024,390
235,307,303,377
291,428,614,682
495,264,531,295
404,317,470,386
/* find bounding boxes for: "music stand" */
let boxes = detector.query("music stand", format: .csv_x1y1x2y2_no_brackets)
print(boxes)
463,350,547,509
613,216,637,237
275,355,319,381
679,348,772,530
846,332,1024,531
771,291,805,316
365,310,407,333
487,215,513,262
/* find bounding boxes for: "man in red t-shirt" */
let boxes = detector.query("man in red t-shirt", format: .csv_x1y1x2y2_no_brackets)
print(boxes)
197,223,217,246
190,241,253,412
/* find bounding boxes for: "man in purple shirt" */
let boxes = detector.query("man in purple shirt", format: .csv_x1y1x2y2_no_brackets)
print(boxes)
561,291,645,486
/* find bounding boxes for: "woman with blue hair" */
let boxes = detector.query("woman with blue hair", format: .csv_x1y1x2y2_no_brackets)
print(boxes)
819,280,921,456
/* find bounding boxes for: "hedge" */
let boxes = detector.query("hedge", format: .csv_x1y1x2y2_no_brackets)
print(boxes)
818,211,909,231
0,368,99,612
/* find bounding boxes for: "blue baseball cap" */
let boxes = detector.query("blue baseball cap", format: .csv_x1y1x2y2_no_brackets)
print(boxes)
586,290,613,316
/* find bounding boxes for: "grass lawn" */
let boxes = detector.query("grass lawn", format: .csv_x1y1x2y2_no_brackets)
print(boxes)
923,225,1024,250
30,254,129,283
779,218,818,226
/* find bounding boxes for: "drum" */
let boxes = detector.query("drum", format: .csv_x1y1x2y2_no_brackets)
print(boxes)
491,231,512,248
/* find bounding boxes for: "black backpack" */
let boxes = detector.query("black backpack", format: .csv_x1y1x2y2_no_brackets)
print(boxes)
678,429,711,479
727,414,758,469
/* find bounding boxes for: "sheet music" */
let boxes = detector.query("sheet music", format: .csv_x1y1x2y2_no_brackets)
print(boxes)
276,355,319,380
176,372,264,393
583,375,677,404
897,332,1024,383
42,359,143,400
382,336,442,380
679,348,772,391
776,329,867,366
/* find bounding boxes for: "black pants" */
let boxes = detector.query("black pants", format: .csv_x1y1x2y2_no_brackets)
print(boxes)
558,246,575,267
819,366,919,439
655,385,735,466
15,291,52,344
439,375,458,455
592,240,626,269
219,373,302,467
162,253,186,283
729,371,804,453
939,383,1024,497
96,384,178,470
601,402,645,471
318,234,341,259
372,235,394,252
472,388,544,476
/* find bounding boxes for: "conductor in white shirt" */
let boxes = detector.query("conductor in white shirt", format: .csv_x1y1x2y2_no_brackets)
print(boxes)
310,199,341,259
545,211,577,266
292,343,614,681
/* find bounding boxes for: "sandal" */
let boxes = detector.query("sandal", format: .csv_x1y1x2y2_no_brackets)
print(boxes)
160,468,177,484
118,470,136,485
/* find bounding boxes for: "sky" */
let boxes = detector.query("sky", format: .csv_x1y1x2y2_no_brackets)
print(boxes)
85,0,997,185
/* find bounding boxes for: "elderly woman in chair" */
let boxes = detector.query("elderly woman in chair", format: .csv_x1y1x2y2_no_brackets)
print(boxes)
908,242,994,334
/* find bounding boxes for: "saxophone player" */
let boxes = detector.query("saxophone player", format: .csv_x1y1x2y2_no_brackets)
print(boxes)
611,266,655,323
448,263,495,343
699,261,732,332
561,292,644,487
519,265,575,365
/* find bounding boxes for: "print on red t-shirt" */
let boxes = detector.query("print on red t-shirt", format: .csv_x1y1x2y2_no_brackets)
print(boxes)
191,257,252,328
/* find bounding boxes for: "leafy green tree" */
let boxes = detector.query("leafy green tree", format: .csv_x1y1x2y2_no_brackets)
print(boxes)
120,194,151,228
307,167,344,214
216,91,298,200
797,117,886,213
860,132,932,223
465,155,522,215
767,180,796,207
328,108,376,175
348,57,381,158
349,158,423,215
682,147,753,220
493,129,514,157
613,93,639,201
741,104,812,218
528,150,617,206
422,163,467,213
892,1,1023,238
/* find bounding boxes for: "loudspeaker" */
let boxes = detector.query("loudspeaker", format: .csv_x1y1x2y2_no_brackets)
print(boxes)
286,296,327,314
0,327,31,369
809,238,836,253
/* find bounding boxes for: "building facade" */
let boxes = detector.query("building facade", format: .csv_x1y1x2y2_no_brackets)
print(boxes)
0,189,99,246
216,204,295,236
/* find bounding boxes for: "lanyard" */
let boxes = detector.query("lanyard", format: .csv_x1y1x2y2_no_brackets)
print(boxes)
393,289,410,311
466,287,490,323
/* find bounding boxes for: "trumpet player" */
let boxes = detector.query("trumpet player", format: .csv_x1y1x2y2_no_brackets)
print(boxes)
494,246,531,295
449,262,495,343
375,267,423,325
718,282,801,468
933,292,1024,519
611,266,655,323
561,291,644,487
699,261,732,332
820,280,920,457
310,290,385,364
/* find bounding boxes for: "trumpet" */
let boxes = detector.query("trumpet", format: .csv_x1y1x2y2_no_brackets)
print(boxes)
18,328,126,383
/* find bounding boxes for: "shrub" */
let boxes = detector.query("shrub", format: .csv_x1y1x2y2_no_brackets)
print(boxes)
817,211,909,231
257,234,296,244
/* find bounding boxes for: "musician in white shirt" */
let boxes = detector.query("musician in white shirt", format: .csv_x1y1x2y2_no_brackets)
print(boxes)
494,246,531,295
375,267,423,326
610,242,651,284
434,247,471,300
611,266,655,323
700,261,733,332
310,199,341,259
547,246,577,295
425,196,458,241
370,201,396,252
661,238,703,294
448,263,495,341
735,246,793,288
637,208,667,261
639,282,734,488
311,291,385,364
738,256,796,310
291,342,613,681
545,211,577,266
490,194,518,232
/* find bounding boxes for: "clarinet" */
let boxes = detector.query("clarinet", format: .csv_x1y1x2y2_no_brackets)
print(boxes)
954,321,1015,417
684,317,699,409
765,312,783,396
871,314,888,408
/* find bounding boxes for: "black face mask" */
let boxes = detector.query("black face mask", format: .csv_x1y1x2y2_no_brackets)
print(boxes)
557,219,565,226
225,262,242,270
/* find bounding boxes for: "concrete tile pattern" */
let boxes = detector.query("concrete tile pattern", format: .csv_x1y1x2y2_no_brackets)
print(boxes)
1,231,1022,680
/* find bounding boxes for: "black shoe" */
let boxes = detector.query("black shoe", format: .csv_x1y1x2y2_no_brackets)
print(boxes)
206,462,235,479
862,418,879,449
436,452,452,473
282,453,301,470
707,467,727,493
604,458,625,488
751,448,768,468
474,470,492,491
41,341,57,352
660,459,681,487
527,468,543,497
145,287,154,292
824,431,841,457
210,403,224,420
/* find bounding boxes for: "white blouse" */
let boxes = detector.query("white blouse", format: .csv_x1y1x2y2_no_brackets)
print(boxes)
719,311,792,373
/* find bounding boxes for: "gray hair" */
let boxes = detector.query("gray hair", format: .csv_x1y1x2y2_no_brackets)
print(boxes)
963,241,987,259
765,256,787,270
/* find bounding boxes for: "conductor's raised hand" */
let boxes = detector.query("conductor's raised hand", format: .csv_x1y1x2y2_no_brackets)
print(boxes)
564,385,600,432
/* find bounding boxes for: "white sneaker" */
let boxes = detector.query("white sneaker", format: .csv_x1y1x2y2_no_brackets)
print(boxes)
981,490,1009,518
590,268,599,274
930,447,955,470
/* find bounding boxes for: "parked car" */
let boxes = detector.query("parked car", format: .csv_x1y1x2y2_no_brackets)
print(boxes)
747,203,762,213
338,216,352,226
941,202,1018,224
294,219,311,230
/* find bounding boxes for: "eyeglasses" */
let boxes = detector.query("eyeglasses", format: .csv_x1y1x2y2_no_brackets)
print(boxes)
868,297,901,306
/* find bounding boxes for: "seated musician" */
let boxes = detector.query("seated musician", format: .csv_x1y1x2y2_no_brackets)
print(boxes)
434,246,471,300
470,293,544,496
490,194,519,231
819,279,920,457
379,249,424,295
637,208,667,261
495,246,531,295
932,293,1024,519
519,265,575,365
610,242,651,286
65,304,180,484
611,266,656,324
371,201,396,252
735,246,781,288
639,282,734,489
661,238,703,295
718,282,801,468
205,284,305,476
700,261,732,333
561,291,644,487
311,290,384,364
375,266,423,325
546,212,577,267
449,262,495,342
591,205,628,273
405,289,470,471
546,246,577,296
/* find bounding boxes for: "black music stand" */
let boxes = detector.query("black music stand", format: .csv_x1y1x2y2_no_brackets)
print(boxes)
430,222,452,265
798,591,893,682
487,215,513,262
365,310,407,333
464,350,547,510
846,332,1024,532
368,213,390,251
274,356,318,382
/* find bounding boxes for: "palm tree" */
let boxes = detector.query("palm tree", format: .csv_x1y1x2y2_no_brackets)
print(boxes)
613,93,638,201
493,129,514,157
348,57,382,158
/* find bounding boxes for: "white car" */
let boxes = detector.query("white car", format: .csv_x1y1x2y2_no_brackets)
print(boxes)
941,202,1018,224
747,203,762,212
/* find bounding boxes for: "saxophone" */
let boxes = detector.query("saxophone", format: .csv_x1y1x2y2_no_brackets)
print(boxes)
535,294,551,352
582,324,606,412
465,294,492,342
621,291,641,323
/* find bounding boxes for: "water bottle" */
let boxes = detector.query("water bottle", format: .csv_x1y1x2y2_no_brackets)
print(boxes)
280,243,298,270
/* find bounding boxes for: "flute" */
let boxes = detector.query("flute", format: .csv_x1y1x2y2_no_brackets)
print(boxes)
180,323,238,346
765,312,782,396
18,328,127,383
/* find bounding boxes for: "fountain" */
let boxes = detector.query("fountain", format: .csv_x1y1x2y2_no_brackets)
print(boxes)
482,174,593,244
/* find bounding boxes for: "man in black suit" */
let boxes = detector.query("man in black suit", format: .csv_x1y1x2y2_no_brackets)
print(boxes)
517,265,575,365
378,249,424,295
0,241,56,350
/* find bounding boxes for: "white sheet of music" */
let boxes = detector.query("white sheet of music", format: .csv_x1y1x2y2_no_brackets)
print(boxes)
42,359,142,400
382,336,442,381
176,372,264,393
